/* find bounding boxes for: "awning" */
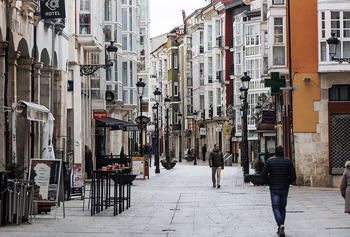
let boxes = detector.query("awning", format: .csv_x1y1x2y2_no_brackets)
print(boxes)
95,117,138,131
17,100,50,122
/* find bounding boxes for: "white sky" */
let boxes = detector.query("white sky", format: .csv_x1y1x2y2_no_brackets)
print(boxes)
150,0,207,38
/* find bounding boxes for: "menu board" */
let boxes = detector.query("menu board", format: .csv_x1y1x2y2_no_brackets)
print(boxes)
131,157,145,180
29,159,62,203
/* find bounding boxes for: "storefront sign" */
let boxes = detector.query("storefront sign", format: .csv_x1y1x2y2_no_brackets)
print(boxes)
73,163,82,188
93,111,107,120
40,0,66,19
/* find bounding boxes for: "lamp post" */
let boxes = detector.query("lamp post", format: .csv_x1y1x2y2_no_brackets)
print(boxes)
137,78,146,156
164,96,171,169
326,33,350,63
240,72,251,175
153,88,162,173
178,112,182,162
80,41,118,75
193,111,198,165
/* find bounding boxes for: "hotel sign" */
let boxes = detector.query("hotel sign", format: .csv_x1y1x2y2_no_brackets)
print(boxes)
40,0,66,19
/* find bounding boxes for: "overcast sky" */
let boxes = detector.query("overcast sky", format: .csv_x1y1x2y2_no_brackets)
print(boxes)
150,0,206,38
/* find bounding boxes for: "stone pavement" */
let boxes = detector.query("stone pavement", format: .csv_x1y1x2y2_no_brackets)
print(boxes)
1,160,349,237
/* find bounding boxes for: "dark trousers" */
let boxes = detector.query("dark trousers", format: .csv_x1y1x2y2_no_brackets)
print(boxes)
202,153,206,161
270,189,289,228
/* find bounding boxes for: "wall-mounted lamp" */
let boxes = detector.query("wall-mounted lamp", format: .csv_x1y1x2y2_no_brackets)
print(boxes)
303,77,311,83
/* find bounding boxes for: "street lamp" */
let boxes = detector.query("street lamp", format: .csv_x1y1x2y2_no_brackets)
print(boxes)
137,78,146,156
240,72,251,175
178,112,182,162
153,88,162,173
80,41,118,75
193,110,198,165
326,33,350,63
164,96,171,169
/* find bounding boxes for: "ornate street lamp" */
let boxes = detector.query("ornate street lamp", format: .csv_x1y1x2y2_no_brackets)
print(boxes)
153,88,162,173
164,96,171,169
178,112,182,162
136,78,146,156
80,41,118,75
326,33,350,63
240,72,251,175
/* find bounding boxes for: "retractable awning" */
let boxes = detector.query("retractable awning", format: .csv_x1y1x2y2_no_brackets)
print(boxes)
95,117,138,131
17,100,50,122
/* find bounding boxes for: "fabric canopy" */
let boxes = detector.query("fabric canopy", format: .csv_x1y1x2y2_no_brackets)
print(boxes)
17,100,50,122
95,117,138,131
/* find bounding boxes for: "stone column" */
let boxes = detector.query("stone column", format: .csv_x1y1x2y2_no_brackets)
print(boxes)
40,66,53,110
16,57,33,169
0,41,8,169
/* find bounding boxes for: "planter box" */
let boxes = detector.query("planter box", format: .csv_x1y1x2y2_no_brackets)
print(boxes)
161,162,177,170
244,174,265,186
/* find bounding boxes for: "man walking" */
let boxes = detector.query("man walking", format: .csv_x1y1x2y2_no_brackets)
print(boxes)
209,143,224,188
202,144,207,161
262,146,296,236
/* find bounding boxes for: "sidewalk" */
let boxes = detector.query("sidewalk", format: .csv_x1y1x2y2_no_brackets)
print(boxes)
1,161,349,237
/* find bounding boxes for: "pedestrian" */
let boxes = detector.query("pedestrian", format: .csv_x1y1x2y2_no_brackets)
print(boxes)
202,144,207,161
340,160,350,214
262,145,296,236
209,143,224,188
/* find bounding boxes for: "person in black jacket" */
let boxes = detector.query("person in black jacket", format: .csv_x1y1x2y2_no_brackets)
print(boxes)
262,146,296,237
209,143,224,188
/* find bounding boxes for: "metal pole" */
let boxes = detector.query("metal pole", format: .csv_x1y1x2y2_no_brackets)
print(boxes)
51,22,56,114
194,119,197,165
166,108,170,169
140,96,143,156
243,92,249,175
155,103,160,173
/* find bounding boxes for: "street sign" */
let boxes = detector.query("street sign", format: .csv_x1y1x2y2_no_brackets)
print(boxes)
262,110,276,124
216,126,222,132
223,125,232,135
199,128,206,135
93,111,107,119
164,126,171,132
135,116,150,125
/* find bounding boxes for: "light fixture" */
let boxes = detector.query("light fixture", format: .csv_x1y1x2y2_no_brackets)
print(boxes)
80,41,118,75
152,104,157,115
136,78,146,96
326,33,350,63
153,88,161,103
164,96,171,109
241,72,251,90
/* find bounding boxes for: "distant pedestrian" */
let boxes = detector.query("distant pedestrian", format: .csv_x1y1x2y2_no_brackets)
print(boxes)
262,146,296,236
209,143,224,188
202,144,207,161
340,160,350,214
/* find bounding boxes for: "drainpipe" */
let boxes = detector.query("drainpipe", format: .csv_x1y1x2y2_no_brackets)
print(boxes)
5,0,10,162
287,0,294,160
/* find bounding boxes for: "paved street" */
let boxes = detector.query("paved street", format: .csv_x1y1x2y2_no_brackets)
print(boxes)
1,160,349,237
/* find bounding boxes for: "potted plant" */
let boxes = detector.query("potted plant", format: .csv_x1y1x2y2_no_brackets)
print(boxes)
119,147,129,167
6,162,24,179
245,151,270,186
160,149,177,169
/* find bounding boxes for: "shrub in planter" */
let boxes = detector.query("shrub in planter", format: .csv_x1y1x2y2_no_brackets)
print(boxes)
6,163,24,179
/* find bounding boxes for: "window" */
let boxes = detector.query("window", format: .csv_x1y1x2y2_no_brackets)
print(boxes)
114,61,118,82
216,88,221,105
200,95,204,110
122,62,127,86
207,25,212,50
129,7,133,31
174,54,178,69
80,0,90,11
200,31,204,53
105,25,112,42
208,91,213,106
129,33,133,51
123,90,128,103
105,0,112,21
215,20,221,36
122,34,127,50
273,46,285,65
274,18,283,43
122,8,127,31
174,82,179,96
272,0,284,4
216,54,221,71
79,13,90,34
245,24,261,56
129,62,133,86
329,85,350,101
114,85,118,100
106,66,112,81
130,89,134,104
208,57,213,83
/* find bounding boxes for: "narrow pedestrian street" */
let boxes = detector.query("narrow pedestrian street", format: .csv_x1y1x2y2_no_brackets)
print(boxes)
1,161,349,237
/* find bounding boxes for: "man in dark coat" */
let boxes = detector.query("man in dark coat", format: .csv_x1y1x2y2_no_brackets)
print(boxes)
262,146,296,236
209,143,224,188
